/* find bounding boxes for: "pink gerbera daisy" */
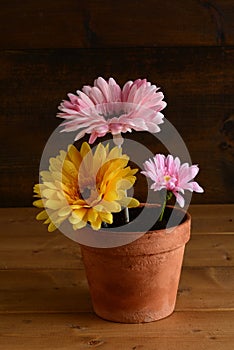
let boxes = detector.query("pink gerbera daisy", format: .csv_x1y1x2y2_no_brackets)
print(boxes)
57,77,167,143
142,154,204,208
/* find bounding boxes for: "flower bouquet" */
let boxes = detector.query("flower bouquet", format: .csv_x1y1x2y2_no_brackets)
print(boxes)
34,77,203,323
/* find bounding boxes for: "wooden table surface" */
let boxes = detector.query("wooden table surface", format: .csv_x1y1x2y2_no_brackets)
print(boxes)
0,205,233,350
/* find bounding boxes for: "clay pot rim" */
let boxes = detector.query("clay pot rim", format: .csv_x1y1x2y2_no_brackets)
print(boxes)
81,203,191,235
79,203,191,250
103,203,190,235
138,203,191,234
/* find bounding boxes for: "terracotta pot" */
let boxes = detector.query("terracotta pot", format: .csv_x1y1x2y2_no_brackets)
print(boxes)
80,206,191,323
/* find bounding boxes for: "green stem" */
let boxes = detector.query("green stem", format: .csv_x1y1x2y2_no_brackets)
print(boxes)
159,197,167,222
159,191,173,222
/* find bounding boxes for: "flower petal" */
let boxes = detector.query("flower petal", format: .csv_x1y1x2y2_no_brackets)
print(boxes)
36,210,49,221
57,77,167,141
34,141,139,232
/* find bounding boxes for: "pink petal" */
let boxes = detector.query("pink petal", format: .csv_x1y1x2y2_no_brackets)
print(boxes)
95,77,111,102
189,181,204,193
57,77,167,141
89,132,98,144
142,152,203,206
122,81,133,100
89,86,105,104
174,192,185,207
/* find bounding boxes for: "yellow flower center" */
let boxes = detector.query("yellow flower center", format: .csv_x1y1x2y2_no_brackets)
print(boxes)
164,175,171,182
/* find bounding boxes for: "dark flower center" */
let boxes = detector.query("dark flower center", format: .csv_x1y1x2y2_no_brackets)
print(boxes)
81,187,91,200
99,110,125,120
96,102,130,120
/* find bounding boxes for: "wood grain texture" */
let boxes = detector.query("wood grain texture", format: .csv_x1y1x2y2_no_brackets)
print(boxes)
0,267,233,313
0,205,233,349
0,48,233,206
0,0,233,346
0,206,233,315
184,234,234,266
0,312,233,350
0,205,233,234
0,206,233,269
189,204,234,233
0,233,233,269
0,0,233,48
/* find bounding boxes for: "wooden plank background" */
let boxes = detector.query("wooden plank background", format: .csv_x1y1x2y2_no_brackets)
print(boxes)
0,205,233,270
1,312,234,350
0,205,234,349
0,0,233,206
0,0,234,48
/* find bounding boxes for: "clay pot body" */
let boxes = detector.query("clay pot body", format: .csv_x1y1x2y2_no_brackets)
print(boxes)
80,208,191,323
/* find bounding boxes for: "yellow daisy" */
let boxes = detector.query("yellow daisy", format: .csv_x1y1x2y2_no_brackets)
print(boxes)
33,142,139,231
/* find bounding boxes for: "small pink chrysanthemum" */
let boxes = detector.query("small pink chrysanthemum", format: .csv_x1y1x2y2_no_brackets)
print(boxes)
57,77,167,143
142,154,204,207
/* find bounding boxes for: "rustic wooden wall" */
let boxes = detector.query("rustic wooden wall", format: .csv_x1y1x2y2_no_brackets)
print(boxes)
0,0,233,206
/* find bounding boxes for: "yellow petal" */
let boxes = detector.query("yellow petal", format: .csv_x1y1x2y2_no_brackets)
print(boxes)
87,208,98,223
57,192,67,201
62,159,77,179
105,143,109,153
70,214,82,225
103,190,118,201
69,208,87,224
93,203,104,212
49,157,62,172
45,212,66,227
74,198,87,205
43,182,57,190
48,222,58,232
130,168,138,176
79,160,95,183
93,143,109,175
58,206,72,217
101,200,121,213
34,141,139,234
119,197,140,208
90,217,102,231
58,150,67,160
36,210,48,221
99,211,113,224
80,142,91,158
70,204,83,209
67,144,82,170
117,179,134,190
60,182,75,196
51,171,63,182
43,217,51,224
41,188,57,199
73,221,87,230
40,171,53,182
33,184,41,195
106,146,122,161
46,200,62,210
33,199,44,208
73,208,87,219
